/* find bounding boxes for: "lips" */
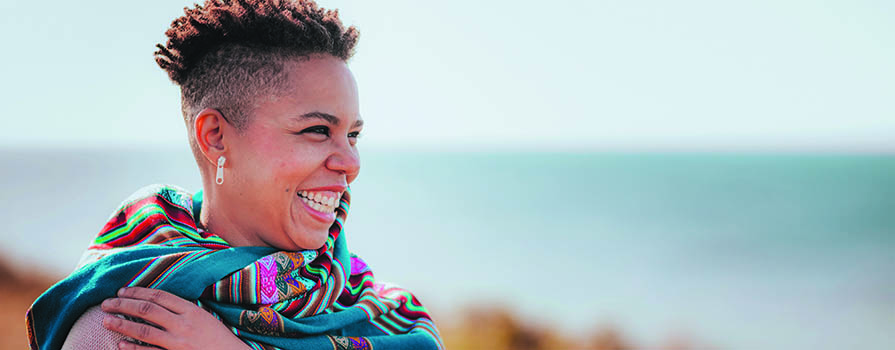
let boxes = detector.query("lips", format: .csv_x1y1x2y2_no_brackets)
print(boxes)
296,187,344,223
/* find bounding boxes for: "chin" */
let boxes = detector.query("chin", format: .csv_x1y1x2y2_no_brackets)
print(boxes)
289,229,329,251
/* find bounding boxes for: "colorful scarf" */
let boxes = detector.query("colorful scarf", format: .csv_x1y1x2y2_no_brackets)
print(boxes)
26,184,443,350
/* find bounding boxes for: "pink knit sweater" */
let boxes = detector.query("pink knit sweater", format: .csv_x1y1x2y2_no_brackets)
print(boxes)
61,306,131,350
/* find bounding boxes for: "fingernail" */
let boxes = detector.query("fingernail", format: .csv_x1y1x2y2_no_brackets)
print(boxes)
101,299,111,308
117,287,126,296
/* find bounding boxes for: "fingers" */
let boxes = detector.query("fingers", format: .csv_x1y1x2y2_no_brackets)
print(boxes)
117,287,197,314
103,315,170,349
101,297,177,329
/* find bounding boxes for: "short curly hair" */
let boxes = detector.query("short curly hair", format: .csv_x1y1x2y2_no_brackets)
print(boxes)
154,0,358,160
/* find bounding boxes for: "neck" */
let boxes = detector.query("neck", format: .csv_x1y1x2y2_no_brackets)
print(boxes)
199,181,263,247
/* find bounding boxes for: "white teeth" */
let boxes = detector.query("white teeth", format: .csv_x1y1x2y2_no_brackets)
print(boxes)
299,192,337,214
298,190,344,214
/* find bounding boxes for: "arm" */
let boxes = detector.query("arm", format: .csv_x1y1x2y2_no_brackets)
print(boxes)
99,287,250,350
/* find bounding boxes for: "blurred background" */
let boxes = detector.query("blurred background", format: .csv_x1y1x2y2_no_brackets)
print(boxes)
1,0,893,349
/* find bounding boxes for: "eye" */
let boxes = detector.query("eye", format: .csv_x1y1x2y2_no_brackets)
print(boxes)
301,126,330,136
348,131,362,145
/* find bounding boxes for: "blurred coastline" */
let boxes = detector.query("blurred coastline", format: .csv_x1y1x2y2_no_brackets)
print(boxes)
2,147,893,349
4,0,894,347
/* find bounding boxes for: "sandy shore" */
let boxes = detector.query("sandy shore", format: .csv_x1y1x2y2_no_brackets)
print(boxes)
0,258,60,349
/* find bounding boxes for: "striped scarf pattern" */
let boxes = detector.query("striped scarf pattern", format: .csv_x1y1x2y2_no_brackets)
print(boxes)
27,184,443,350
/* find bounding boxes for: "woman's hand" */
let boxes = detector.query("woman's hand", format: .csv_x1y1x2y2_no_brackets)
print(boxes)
101,287,250,350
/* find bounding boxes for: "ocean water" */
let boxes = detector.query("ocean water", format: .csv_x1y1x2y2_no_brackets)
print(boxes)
1,147,893,349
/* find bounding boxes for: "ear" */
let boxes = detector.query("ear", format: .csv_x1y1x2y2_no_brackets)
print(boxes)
194,108,231,166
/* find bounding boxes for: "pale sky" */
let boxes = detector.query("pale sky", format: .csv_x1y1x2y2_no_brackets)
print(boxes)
1,0,892,152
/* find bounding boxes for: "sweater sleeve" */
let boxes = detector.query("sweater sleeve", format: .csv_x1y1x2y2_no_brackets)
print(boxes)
61,305,131,350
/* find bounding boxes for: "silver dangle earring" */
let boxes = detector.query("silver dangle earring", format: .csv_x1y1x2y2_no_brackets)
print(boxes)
216,156,226,185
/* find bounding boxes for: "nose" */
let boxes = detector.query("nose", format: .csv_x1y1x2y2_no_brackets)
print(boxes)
325,142,360,181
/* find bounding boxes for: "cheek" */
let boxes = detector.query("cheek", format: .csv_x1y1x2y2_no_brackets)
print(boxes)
242,138,291,185
251,136,328,186
273,150,318,185
274,160,294,182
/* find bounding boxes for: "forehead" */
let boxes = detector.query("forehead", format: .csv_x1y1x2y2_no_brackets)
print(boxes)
282,55,358,104
254,54,360,126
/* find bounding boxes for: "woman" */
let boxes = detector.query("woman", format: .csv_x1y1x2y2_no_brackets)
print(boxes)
26,1,443,349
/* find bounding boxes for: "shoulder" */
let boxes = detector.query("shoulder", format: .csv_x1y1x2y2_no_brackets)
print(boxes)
99,184,195,225
62,305,130,350
114,184,195,214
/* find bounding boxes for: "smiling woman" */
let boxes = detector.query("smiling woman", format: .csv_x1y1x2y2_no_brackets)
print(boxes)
25,1,443,350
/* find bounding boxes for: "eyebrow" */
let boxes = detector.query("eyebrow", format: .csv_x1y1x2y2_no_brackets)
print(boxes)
293,111,364,128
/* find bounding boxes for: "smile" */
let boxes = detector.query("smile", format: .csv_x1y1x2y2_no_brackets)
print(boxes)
297,190,342,215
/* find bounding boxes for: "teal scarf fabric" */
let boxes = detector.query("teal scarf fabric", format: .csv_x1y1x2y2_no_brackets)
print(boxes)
27,184,443,350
